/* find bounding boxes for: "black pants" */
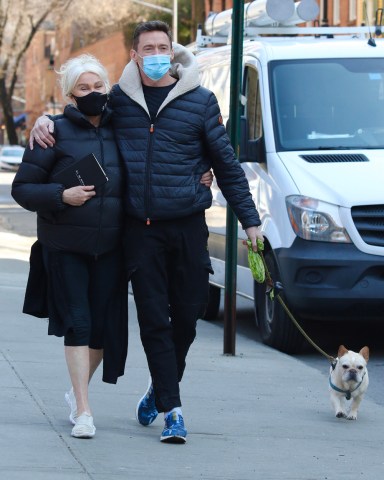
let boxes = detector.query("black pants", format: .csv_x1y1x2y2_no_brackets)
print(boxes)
125,213,213,412
43,248,124,347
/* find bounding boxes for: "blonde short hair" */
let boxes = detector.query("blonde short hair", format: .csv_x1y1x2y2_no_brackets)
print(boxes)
57,54,111,99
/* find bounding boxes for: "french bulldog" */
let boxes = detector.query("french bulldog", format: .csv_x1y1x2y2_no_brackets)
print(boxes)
329,345,369,420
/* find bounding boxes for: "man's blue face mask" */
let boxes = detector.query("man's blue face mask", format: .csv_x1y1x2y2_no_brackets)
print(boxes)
139,54,171,81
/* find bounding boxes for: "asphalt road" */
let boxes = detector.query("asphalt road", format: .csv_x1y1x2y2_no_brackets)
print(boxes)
1,170,383,408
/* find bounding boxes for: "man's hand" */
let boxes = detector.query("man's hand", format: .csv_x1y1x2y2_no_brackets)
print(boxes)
29,116,55,150
243,226,264,252
62,186,96,206
200,169,214,187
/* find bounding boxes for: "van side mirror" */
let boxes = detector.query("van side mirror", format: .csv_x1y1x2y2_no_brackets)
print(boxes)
239,116,265,163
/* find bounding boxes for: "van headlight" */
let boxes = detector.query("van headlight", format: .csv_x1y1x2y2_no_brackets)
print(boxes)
286,195,351,243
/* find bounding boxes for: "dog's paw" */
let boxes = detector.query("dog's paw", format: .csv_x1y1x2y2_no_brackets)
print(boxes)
336,411,347,418
347,413,357,420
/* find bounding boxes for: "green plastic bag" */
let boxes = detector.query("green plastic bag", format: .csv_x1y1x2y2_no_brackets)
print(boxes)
247,238,265,283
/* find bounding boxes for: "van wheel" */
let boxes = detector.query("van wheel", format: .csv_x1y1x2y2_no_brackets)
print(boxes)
254,251,303,354
202,284,221,320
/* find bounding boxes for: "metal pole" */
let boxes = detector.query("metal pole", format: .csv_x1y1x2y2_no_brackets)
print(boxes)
223,0,244,355
173,0,178,43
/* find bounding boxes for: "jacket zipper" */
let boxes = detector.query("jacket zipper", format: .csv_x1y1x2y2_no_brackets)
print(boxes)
145,122,155,225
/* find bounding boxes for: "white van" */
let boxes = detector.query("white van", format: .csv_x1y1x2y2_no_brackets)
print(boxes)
196,16,384,353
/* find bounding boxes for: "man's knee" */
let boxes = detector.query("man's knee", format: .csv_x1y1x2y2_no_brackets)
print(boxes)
170,302,206,324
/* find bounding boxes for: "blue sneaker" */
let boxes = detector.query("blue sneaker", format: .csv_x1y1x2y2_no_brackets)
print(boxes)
160,412,187,444
136,378,158,426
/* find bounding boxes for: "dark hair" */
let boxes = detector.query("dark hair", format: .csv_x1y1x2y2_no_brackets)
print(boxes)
132,20,172,50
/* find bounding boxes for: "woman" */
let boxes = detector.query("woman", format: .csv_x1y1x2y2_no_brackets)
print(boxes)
12,54,127,439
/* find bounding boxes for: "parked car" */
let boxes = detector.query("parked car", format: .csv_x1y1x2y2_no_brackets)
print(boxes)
0,145,25,171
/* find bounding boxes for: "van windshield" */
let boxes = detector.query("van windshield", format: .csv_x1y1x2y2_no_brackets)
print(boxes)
270,58,384,151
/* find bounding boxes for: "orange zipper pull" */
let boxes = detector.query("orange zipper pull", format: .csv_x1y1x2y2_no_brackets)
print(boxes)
150,124,154,133
146,218,151,225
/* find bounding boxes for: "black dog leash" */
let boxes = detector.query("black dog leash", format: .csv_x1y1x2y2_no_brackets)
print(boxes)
257,248,337,366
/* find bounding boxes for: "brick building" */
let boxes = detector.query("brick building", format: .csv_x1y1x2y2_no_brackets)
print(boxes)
24,28,128,133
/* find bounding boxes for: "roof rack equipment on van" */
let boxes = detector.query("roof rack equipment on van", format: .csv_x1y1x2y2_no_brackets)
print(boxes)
196,0,375,49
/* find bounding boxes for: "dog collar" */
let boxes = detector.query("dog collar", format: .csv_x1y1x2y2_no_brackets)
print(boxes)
328,371,366,400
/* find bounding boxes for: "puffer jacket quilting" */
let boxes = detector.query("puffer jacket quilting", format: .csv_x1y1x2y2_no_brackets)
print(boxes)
12,105,124,255
110,43,260,229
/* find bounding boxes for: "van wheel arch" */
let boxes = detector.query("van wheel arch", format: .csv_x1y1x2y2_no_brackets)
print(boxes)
254,248,303,354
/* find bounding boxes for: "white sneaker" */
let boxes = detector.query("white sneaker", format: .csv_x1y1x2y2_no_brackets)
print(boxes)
71,413,96,438
65,388,77,425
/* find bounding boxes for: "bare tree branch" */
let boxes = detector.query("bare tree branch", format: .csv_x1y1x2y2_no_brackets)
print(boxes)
0,0,74,143
0,0,159,144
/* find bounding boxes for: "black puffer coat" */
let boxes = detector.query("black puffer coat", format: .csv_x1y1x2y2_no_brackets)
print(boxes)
111,43,261,229
12,105,124,255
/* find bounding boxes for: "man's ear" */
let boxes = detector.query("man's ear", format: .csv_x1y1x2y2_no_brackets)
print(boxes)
130,49,138,62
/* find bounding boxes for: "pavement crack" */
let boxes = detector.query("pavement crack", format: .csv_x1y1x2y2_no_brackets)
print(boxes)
1,349,95,480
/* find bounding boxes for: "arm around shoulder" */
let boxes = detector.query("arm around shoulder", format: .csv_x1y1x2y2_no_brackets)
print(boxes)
29,115,56,150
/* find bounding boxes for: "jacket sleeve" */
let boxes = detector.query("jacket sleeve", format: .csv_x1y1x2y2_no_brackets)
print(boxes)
202,92,261,229
11,145,67,213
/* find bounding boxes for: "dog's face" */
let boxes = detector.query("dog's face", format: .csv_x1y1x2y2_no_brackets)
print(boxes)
335,345,369,385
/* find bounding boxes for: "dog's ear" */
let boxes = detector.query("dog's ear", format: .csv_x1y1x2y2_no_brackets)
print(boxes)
359,346,369,363
338,345,349,358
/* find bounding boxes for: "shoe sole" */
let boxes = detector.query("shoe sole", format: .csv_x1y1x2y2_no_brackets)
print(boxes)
135,377,158,426
71,422,96,439
71,429,96,439
160,435,187,444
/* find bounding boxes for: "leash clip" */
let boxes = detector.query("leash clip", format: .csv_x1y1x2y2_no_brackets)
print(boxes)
265,280,284,300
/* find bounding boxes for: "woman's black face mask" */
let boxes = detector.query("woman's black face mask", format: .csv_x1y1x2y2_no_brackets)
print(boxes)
72,91,108,116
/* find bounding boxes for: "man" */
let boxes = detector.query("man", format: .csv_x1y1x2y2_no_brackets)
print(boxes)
30,21,263,444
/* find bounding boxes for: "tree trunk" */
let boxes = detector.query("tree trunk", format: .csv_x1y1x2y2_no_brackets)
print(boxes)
0,77,18,145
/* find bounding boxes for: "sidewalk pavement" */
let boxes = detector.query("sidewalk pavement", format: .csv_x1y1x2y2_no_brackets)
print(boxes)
0,231,383,480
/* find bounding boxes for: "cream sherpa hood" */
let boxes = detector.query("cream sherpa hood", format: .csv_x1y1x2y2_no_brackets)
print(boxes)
118,43,200,117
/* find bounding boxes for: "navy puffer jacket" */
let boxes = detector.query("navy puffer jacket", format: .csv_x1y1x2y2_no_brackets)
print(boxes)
12,105,124,255
110,43,260,229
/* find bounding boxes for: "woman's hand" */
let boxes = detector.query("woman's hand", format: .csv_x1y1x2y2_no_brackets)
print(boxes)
62,186,96,206
29,116,55,149
200,169,214,187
